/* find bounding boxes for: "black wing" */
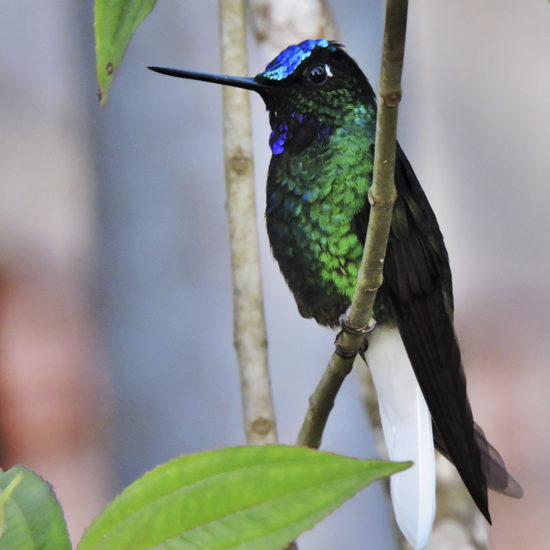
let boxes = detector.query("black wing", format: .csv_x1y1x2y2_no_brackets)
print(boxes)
374,144,522,520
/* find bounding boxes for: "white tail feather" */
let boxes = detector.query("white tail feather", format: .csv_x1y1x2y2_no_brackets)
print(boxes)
365,326,436,550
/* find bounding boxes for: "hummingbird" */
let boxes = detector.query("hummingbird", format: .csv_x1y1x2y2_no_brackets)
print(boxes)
149,39,522,549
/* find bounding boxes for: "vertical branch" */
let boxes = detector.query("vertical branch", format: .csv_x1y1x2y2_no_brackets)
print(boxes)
295,5,409,546
345,0,407,329
218,0,277,444
297,0,409,449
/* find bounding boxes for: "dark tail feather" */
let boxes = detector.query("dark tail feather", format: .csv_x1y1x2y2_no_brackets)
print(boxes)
390,286,491,522
434,422,523,499
385,144,523,521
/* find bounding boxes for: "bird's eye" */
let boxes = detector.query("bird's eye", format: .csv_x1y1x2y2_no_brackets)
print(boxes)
307,64,329,85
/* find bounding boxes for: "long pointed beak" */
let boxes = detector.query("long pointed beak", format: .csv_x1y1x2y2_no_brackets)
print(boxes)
148,66,272,94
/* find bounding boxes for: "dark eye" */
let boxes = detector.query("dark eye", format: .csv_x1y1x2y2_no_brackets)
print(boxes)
307,64,329,85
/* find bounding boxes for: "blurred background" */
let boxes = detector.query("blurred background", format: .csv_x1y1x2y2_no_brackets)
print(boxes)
0,1,548,548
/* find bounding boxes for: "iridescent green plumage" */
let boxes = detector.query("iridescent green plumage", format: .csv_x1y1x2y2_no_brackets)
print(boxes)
259,43,377,325
266,101,375,324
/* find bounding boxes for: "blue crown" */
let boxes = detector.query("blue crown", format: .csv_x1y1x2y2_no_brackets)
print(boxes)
258,39,336,81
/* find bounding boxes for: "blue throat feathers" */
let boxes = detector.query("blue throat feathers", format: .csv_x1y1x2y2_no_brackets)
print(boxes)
269,111,333,155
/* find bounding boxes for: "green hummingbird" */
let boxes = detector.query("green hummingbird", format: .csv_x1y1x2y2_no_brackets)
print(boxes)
149,39,522,549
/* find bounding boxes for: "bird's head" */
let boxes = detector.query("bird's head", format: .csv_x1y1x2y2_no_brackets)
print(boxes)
149,39,375,155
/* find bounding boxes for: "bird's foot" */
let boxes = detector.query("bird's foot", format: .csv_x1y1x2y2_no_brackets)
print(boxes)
334,312,376,359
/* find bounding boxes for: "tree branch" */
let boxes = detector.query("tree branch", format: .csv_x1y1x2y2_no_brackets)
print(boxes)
297,0,408,447
218,0,277,445
293,2,489,546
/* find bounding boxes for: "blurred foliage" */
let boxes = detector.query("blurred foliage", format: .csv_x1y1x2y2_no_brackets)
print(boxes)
94,0,157,105
0,466,71,550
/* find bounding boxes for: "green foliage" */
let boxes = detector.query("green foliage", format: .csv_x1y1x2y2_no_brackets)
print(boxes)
94,0,157,105
78,445,409,550
0,449,407,550
0,466,71,550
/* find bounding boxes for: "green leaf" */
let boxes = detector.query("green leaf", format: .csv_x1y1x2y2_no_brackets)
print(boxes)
78,445,409,550
0,471,23,537
94,0,157,106
0,466,71,550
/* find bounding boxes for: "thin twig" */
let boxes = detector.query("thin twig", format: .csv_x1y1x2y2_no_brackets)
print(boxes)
297,354,355,447
218,0,277,445
297,0,409,448
292,2,489,546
